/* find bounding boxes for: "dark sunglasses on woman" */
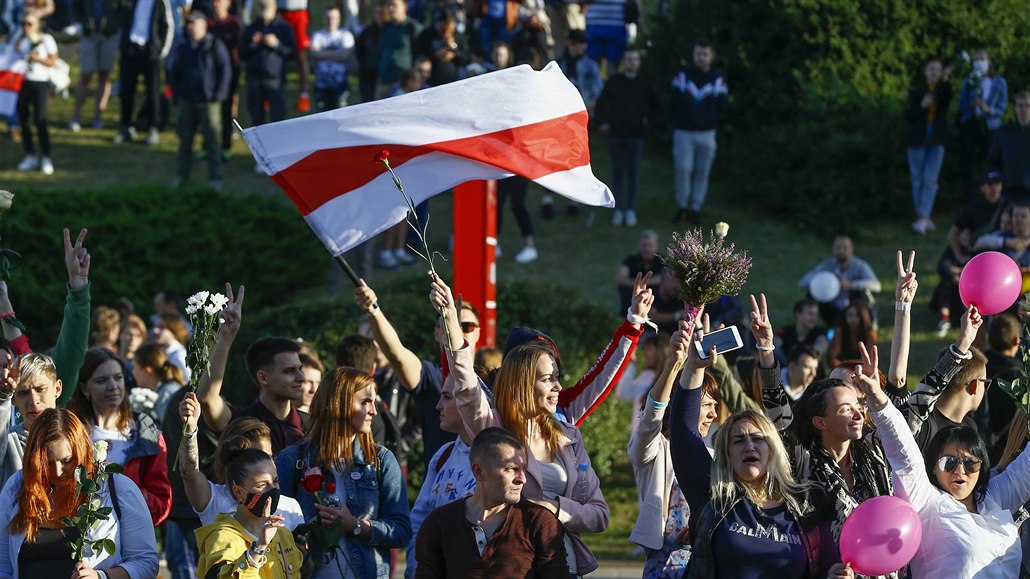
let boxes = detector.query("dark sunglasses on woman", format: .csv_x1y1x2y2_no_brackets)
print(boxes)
937,455,983,474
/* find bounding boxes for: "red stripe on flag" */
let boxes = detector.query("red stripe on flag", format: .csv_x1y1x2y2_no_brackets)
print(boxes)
0,70,24,93
269,111,590,216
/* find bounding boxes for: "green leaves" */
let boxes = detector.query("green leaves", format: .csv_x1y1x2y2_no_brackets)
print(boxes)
103,463,124,474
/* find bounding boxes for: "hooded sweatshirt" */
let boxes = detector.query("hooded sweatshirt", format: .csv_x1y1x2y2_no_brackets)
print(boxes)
195,513,303,579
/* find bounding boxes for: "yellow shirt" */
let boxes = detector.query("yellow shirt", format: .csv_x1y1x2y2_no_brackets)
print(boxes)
195,513,303,579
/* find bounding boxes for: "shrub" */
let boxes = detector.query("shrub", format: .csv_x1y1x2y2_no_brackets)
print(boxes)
4,186,326,345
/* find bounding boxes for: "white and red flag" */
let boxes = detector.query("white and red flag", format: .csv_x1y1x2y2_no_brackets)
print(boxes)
0,47,26,118
242,62,613,256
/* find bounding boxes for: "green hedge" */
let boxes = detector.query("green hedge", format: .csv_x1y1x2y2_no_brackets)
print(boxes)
4,186,326,345
646,0,1030,235
225,273,633,477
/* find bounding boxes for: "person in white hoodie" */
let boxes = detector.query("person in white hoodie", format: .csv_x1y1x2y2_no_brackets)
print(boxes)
627,322,704,578
854,343,1030,579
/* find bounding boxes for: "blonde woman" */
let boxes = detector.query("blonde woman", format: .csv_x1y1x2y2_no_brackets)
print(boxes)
14,13,58,175
430,273,610,577
670,309,849,578
276,368,410,578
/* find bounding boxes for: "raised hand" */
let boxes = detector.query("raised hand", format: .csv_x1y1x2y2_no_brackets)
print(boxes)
218,283,245,341
354,279,379,313
629,271,655,321
854,342,888,411
956,305,983,353
428,272,456,313
0,353,18,397
686,308,717,370
669,319,692,365
63,228,89,290
749,293,774,347
257,497,286,547
179,391,201,432
896,250,918,303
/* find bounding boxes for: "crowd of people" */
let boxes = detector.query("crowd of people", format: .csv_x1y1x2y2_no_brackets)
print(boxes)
0,212,1028,579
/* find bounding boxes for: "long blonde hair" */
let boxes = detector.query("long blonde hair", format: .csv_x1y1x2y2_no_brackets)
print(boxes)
711,410,808,515
492,344,567,456
305,367,378,471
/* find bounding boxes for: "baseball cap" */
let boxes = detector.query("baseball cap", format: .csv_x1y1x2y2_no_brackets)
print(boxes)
503,327,562,372
983,170,1003,184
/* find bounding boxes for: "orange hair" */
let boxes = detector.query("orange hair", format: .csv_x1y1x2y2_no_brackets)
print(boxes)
10,409,94,542
493,344,566,456
305,368,378,471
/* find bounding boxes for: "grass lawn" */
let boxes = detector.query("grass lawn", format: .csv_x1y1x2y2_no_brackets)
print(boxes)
2,53,967,561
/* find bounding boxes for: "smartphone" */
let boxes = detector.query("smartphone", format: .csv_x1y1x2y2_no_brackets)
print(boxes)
695,326,744,359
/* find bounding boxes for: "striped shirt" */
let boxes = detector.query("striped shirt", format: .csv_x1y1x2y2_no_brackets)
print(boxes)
585,0,626,28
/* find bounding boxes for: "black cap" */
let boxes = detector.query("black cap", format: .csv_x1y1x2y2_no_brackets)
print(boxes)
503,327,562,371
567,29,587,44
983,170,1003,184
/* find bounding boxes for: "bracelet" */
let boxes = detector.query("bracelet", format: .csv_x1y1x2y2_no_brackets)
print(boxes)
626,307,659,332
895,301,910,311
646,394,669,410
754,344,775,352
949,343,973,361
96,571,108,579
244,549,267,568
184,428,198,439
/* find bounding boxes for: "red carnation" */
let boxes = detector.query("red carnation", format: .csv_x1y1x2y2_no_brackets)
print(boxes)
299,467,325,493
373,149,391,165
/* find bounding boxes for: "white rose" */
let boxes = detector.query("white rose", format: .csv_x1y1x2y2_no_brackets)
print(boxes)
94,440,109,463
0,191,13,211
204,303,221,316
714,222,730,240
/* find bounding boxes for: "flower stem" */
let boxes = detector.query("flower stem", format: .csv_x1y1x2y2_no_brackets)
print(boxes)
378,159,455,349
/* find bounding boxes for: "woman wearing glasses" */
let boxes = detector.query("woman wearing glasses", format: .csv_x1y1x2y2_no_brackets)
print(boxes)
854,350,1030,578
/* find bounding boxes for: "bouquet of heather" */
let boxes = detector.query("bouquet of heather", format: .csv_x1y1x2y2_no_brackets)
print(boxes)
665,224,752,321
171,290,229,471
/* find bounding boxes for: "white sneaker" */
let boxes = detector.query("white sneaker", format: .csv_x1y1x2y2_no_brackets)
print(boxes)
935,320,951,338
514,246,538,264
625,210,638,227
145,128,160,145
113,127,136,143
393,248,416,264
378,250,399,270
611,209,624,226
68,118,81,133
17,155,39,171
40,157,54,175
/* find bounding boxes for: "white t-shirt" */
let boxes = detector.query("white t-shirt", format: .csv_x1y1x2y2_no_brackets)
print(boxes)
16,34,58,83
197,480,306,531
91,424,134,467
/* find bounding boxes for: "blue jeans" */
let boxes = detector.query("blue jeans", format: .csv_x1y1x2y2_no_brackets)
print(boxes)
163,519,196,579
907,144,945,218
609,136,643,211
585,24,627,64
673,129,717,211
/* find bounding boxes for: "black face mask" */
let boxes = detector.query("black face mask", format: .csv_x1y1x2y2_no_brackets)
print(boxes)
238,486,281,517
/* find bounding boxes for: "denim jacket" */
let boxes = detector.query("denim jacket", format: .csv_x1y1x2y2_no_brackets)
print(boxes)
277,440,412,578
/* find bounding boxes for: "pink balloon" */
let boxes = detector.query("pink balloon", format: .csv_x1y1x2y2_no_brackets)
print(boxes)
959,251,1022,316
840,496,922,576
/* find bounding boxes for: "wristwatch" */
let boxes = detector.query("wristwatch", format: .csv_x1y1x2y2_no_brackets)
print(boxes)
352,519,363,537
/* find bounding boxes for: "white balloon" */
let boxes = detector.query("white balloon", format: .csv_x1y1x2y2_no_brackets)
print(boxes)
810,271,842,303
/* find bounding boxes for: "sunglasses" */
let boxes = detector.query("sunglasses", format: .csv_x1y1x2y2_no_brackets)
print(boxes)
970,378,994,392
937,455,983,474
460,321,479,333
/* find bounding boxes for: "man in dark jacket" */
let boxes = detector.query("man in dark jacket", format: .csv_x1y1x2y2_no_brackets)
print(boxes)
670,38,727,224
169,11,231,190
115,0,174,145
989,91,1030,199
595,46,658,227
240,0,295,127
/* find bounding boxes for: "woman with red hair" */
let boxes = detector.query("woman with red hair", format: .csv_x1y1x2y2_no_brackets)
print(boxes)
0,408,159,578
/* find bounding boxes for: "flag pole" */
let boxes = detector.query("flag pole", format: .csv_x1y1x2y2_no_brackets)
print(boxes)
334,255,362,287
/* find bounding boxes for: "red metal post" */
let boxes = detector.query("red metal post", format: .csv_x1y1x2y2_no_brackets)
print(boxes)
452,180,498,347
